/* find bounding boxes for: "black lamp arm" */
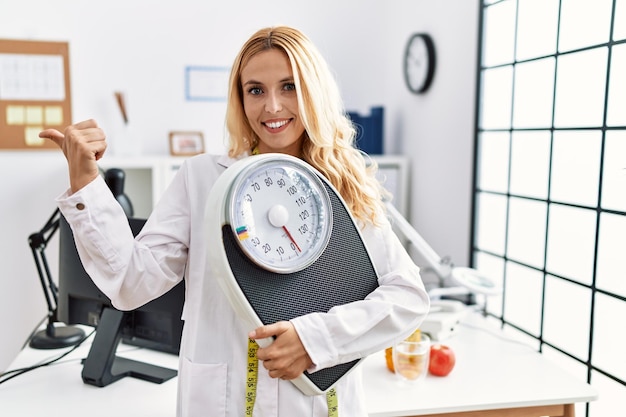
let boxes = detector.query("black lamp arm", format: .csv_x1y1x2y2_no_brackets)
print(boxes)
27,207,86,349
28,208,61,318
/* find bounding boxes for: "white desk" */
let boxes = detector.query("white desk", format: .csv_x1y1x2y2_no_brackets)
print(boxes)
1,313,597,417
363,312,598,417
0,332,179,417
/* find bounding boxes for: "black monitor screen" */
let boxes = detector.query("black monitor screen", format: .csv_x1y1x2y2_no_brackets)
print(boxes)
56,216,184,386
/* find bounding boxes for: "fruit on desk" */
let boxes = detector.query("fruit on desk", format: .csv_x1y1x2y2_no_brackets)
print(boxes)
428,344,456,376
385,329,421,373
385,347,394,372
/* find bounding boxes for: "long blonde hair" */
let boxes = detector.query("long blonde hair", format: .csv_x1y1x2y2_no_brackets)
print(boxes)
226,26,388,224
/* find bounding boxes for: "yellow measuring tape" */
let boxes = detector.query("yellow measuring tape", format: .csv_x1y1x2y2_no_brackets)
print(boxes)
246,339,338,416
326,387,338,416
246,339,259,416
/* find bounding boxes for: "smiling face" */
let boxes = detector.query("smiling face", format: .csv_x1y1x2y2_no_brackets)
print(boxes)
240,49,306,158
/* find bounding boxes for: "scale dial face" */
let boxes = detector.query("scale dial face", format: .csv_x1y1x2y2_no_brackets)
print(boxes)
227,156,333,274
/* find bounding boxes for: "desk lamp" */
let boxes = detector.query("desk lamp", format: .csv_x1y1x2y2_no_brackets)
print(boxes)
27,168,133,349
385,203,501,339
385,202,501,298
28,208,85,349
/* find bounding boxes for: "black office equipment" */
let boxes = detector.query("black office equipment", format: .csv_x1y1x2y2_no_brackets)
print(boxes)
347,106,384,155
56,216,184,387
104,168,134,217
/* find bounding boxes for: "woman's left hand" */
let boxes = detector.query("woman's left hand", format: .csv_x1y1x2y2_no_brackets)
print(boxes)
249,321,313,380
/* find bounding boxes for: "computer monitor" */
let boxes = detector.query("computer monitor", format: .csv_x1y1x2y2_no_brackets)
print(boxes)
56,215,185,387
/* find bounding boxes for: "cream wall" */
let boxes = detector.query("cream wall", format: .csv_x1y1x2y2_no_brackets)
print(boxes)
0,0,480,371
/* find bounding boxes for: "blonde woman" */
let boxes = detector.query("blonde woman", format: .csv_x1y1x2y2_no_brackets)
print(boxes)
42,26,429,417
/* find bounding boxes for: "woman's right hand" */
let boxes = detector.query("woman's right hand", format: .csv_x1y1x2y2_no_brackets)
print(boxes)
40,119,107,194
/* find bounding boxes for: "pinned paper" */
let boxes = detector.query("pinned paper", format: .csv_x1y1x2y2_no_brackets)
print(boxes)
44,106,63,125
6,105,25,125
25,126,45,146
0,54,65,101
25,106,43,124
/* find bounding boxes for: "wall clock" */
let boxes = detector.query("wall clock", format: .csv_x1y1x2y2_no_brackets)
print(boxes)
403,33,436,94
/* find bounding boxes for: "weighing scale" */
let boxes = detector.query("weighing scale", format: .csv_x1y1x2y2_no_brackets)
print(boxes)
205,153,380,396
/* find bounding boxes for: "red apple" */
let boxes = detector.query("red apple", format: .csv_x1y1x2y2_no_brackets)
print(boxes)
428,344,456,376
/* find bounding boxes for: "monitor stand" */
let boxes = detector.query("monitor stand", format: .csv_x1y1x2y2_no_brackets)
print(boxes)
81,307,177,387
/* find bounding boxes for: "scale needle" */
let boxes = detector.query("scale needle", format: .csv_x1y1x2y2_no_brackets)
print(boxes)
282,226,301,252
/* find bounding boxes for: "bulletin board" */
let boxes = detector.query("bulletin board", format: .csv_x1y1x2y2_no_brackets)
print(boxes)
0,39,72,150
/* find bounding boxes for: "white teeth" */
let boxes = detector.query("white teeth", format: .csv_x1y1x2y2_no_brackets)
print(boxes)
265,120,288,129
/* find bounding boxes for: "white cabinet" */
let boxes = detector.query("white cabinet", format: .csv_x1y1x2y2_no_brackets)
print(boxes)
372,155,410,218
98,156,187,219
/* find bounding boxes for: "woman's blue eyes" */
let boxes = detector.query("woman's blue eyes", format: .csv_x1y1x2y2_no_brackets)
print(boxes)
247,83,296,95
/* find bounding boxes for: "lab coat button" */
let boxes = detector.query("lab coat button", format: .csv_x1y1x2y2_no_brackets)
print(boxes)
76,203,85,210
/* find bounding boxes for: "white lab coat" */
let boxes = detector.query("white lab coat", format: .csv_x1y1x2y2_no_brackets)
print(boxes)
57,153,430,417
